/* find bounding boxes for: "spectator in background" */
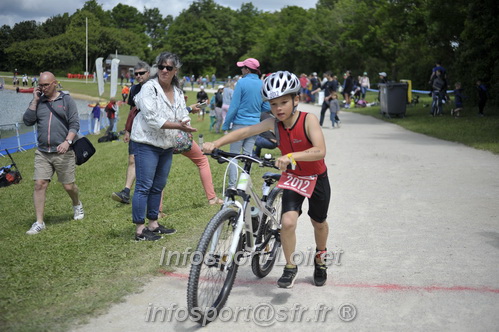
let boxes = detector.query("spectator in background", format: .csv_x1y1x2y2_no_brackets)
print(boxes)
112,61,151,205
310,72,320,103
430,69,446,116
222,57,270,189
121,85,130,103
196,86,209,121
329,92,341,128
342,71,353,109
211,73,216,89
476,80,488,117
214,85,224,133
105,98,117,134
23,71,84,235
450,82,465,118
429,61,446,85
312,71,336,127
360,72,370,100
91,103,102,134
299,73,310,102
378,72,388,101
221,81,234,133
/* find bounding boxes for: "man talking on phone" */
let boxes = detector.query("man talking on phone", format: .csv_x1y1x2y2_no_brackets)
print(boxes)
23,71,84,235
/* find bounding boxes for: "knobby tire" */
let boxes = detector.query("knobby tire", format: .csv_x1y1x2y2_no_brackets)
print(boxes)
187,208,244,325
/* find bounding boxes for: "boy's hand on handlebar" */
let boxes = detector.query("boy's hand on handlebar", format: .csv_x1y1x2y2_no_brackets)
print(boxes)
202,142,216,153
275,155,291,170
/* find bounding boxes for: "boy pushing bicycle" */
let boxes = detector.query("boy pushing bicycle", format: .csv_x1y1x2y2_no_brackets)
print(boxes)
203,71,331,288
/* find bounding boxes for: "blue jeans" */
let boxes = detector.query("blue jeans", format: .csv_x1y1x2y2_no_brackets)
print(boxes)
330,110,338,126
132,142,173,224
106,118,116,134
361,86,367,99
228,124,257,187
253,135,277,157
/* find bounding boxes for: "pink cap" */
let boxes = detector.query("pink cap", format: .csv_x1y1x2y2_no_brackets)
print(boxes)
236,58,260,70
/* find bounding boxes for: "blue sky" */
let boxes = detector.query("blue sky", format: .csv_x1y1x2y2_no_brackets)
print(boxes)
0,0,317,27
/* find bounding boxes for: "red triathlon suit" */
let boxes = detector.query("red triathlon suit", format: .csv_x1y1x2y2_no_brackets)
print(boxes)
276,111,330,222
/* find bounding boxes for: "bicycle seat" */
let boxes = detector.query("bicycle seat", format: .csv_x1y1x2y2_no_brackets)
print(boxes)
262,172,281,181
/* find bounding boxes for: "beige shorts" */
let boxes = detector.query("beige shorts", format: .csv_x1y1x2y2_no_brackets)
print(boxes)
34,150,76,184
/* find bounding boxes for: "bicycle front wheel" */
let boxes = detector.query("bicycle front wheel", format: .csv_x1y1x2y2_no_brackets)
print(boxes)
187,208,244,325
251,187,283,278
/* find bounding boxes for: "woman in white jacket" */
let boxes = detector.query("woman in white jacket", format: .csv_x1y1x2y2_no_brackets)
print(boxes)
131,52,197,241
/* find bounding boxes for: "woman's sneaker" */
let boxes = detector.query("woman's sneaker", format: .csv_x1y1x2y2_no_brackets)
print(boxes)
151,224,176,235
135,228,161,241
277,266,298,288
26,222,45,235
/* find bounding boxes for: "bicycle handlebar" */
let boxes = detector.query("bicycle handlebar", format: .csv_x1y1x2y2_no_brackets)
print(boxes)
207,148,279,169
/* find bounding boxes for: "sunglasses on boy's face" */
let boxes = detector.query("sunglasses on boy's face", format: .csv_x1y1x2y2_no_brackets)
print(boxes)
134,71,148,76
157,65,175,72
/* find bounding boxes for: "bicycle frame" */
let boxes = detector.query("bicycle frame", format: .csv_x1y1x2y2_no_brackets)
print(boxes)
209,153,280,272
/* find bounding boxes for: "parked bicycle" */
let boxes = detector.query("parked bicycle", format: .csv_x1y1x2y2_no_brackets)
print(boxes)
187,149,283,325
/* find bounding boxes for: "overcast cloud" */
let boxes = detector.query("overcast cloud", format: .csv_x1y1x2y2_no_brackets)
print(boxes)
0,0,316,27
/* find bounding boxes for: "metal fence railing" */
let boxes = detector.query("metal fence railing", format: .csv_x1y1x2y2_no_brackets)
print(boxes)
0,112,117,156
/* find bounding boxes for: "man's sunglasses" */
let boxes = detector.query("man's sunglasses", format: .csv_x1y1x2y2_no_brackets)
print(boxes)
157,65,175,71
135,71,148,76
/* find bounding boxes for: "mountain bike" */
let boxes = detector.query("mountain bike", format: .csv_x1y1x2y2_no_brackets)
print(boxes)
187,149,283,325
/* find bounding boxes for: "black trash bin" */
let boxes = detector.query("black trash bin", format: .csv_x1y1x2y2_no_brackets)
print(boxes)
379,83,408,117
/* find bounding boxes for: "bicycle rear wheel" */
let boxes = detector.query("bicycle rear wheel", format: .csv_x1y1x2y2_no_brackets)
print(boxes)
251,187,283,278
187,208,244,325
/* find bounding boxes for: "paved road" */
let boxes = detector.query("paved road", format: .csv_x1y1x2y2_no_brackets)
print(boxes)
72,103,499,331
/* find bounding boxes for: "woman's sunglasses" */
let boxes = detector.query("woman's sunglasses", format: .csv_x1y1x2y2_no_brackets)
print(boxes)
157,65,174,71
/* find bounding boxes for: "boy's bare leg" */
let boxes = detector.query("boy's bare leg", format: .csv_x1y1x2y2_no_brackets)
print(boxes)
311,219,329,263
280,211,299,265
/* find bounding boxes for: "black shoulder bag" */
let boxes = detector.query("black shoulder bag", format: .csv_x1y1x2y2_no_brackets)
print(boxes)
45,96,95,165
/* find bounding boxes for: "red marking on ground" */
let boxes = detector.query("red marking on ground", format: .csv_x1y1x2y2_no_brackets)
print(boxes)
160,270,499,294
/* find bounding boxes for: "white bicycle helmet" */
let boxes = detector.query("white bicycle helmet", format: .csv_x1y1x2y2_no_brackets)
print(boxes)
261,71,301,101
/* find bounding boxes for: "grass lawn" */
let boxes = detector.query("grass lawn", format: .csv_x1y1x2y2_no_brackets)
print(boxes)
0,77,497,331
0,78,268,331
347,92,499,154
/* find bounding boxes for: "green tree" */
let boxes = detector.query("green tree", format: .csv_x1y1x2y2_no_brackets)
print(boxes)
41,13,71,37
10,20,41,42
5,10,146,75
143,7,172,51
164,0,240,77
454,0,499,104
0,25,13,71
80,0,112,27
248,6,312,73
110,4,144,34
